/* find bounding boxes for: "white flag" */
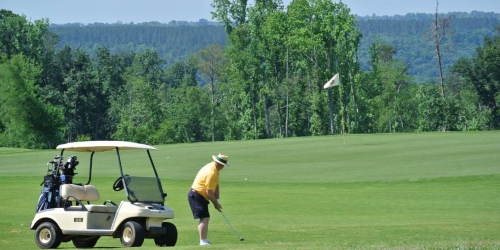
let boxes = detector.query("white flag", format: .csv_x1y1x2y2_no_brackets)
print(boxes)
323,73,340,89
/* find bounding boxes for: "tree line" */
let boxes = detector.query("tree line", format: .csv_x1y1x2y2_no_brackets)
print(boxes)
0,1,499,149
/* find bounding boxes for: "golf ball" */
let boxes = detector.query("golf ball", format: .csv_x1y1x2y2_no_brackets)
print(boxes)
245,178,248,181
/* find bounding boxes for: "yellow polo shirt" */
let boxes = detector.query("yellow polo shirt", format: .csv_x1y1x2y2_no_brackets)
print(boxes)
191,162,219,201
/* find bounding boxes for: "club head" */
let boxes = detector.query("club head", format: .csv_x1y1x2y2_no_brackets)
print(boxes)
239,238,244,241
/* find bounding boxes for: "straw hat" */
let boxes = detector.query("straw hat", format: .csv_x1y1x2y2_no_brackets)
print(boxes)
212,153,229,167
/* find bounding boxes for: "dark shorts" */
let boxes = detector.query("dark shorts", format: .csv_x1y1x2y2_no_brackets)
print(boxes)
187,189,210,219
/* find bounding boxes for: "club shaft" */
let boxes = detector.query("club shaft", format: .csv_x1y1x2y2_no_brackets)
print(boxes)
220,211,242,239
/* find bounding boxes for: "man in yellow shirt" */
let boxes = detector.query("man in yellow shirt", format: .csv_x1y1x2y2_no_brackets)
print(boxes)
188,153,229,246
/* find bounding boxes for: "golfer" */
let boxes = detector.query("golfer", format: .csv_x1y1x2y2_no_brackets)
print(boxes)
188,153,229,246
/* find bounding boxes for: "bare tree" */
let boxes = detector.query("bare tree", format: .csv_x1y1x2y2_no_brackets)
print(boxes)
432,0,453,99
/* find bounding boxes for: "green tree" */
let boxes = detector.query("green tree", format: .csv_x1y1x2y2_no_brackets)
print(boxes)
220,23,260,139
247,0,285,138
112,74,164,144
362,40,415,133
112,50,166,143
452,28,500,129
95,47,131,139
261,9,288,137
159,83,211,143
61,49,100,141
0,9,62,148
286,0,361,135
415,84,446,131
165,59,197,89
212,0,361,138
0,10,54,62
211,0,249,34
0,55,63,148
445,71,490,131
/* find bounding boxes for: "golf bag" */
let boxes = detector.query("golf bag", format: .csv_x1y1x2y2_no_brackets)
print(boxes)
36,175,60,212
35,155,63,212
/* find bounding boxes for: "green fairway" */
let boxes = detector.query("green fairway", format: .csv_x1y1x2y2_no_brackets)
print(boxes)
1,132,499,249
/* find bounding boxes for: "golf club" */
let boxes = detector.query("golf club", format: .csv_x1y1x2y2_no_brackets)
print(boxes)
220,211,244,241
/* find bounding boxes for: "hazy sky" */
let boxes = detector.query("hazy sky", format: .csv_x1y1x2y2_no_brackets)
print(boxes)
3,0,499,24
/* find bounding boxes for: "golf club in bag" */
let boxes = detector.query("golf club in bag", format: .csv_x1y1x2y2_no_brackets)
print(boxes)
60,155,79,184
220,210,244,241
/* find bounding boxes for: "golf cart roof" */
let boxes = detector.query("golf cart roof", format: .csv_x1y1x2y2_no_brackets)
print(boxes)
56,141,157,152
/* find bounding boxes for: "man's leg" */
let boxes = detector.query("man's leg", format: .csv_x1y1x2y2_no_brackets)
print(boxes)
198,217,210,242
188,190,211,245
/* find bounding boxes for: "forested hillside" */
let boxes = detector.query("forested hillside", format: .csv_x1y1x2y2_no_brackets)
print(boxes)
49,11,500,83
50,23,227,65
356,12,500,82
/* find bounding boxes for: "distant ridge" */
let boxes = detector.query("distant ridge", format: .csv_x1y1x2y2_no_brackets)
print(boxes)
49,11,500,27
49,11,500,83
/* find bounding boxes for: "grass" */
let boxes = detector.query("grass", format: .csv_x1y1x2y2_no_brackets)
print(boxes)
0,131,499,249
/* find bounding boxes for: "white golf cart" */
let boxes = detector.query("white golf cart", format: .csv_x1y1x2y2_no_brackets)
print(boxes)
31,141,177,248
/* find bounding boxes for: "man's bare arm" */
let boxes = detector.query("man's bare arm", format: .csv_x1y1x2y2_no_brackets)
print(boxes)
206,189,222,211
215,184,220,199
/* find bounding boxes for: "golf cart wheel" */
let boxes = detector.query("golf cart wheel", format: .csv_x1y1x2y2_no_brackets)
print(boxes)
154,222,178,247
120,221,145,247
34,222,62,249
72,236,100,248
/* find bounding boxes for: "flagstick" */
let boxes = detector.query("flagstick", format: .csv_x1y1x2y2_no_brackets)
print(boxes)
323,73,340,139
342,128,345,145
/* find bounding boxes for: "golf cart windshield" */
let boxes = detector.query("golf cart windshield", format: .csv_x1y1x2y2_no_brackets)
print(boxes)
123,176,165,203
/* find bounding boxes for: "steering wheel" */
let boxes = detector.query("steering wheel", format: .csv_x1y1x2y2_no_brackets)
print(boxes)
112,176,125,191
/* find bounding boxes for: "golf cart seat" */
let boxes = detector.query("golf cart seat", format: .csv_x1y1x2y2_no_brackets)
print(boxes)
60,184,118,213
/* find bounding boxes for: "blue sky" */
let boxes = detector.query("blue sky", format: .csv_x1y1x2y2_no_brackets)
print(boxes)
2,0,499,24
